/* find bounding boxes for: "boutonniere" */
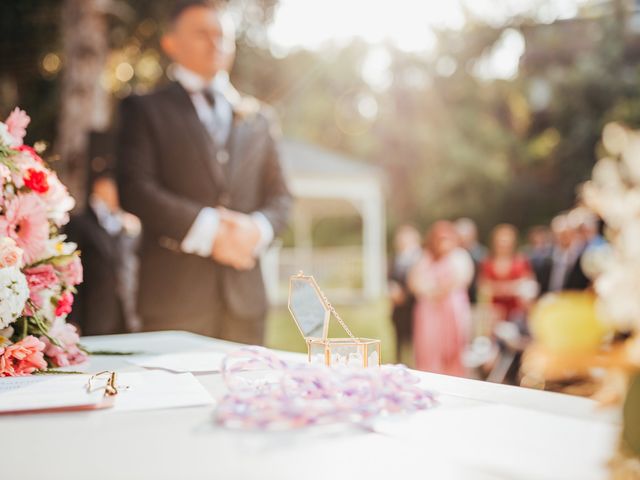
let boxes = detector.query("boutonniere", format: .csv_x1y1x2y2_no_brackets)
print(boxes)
232,96,261,124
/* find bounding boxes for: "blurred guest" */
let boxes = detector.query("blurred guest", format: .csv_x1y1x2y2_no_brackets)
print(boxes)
572,208,606,250
480,224,537,323
539,214,590,293
388,225,421,363
455,217,487,304
66,174,142,335
524,225,553,291
116,0,291,343
573,209,608,281
409,221,473,376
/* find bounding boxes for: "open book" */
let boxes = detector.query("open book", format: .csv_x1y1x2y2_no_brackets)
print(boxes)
0,370,214,415
0,372,117,414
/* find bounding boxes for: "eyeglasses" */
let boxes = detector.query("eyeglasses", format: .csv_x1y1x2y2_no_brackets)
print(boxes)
86,371,121,397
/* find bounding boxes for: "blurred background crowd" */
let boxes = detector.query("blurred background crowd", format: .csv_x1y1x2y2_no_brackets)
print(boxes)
389,209,606,384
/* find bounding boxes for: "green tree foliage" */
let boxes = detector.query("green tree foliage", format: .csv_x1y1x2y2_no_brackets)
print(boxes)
236,6,640,240
2,1,640,240
0,0,63,144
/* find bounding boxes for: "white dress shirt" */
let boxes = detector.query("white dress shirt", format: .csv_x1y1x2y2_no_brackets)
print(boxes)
174,65,274,258
90,195,123,236
174,65,233,146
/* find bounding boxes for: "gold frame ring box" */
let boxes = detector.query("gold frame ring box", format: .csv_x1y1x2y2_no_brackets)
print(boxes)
287,272,381,367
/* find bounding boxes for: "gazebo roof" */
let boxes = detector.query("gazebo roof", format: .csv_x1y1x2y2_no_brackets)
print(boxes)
279,138,380,179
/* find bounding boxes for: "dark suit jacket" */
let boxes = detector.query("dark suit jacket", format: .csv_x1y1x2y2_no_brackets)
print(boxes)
537,247,590,294
66,209,126,336
116,82,291,324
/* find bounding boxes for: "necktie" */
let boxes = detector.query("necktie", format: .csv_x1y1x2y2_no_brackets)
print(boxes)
200,89,229,165
200,89,222,146
201,88,216,108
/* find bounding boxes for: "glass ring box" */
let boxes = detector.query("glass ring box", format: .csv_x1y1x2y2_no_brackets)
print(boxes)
288,272,381,367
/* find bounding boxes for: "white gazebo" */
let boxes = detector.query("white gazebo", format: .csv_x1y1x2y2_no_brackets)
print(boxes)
261,138,386,304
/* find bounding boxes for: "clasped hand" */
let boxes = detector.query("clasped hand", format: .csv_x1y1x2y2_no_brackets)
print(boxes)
211,208,261,270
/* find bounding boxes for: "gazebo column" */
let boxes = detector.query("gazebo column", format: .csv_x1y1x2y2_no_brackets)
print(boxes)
360,189,386,300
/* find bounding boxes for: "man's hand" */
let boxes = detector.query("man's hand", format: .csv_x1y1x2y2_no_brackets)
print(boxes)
210,208,261,270
389,281,406,306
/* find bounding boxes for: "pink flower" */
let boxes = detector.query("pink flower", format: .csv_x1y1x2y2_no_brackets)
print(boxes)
24,264,59,308
54,291,73,317
0,335,47,376
0,237,23,268
0,194,49,264
13,145,43,164
40,322,86,367
4,108,30,146
56,255,83,287
10,149,42,189
23,168,49,194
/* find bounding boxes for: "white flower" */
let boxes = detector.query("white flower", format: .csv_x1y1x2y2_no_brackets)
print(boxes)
9,149,40,189
618,220,640,259
42,235,77,259
43,171,75,226
595,260,640,331
58,240,78,256
35,286,57,325
0,266,29,330
580,243,614,279
624,189,640,218
602,122,630,156
587,125,640,335
0,123,17,148
0,164,11,182
0,237,24,268
622,133,640,184
584,181,640,230
592,157,624,190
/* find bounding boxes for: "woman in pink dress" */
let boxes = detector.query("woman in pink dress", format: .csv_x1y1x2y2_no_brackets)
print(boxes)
408,221,473,376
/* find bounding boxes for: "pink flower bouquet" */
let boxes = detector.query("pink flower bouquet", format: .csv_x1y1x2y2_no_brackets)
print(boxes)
0,108,86,376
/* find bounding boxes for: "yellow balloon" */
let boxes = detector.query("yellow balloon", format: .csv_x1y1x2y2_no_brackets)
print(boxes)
530,291,608,354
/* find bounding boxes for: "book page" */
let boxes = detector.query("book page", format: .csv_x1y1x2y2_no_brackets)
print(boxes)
0,371,214,414
0,375,104,412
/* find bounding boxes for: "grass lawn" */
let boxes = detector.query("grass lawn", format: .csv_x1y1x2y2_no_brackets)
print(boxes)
264,298,398,364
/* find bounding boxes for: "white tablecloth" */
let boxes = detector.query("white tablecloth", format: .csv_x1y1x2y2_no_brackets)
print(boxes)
3,331,621,480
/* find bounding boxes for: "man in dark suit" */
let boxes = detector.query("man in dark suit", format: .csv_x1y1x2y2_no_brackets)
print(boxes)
537,214,590,294
116,0,291,344
388,225,421,363
67,173,142,336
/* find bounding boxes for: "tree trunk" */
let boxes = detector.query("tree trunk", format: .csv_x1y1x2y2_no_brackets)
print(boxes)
55,0,110,210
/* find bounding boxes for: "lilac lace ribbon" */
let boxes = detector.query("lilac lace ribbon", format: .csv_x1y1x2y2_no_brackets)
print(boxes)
215,346,437,430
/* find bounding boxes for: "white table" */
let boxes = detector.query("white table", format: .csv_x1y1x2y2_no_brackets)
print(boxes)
3,331,621,480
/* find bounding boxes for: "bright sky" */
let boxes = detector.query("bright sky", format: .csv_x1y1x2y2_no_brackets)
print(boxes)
269,0,588,51
268,0,589,79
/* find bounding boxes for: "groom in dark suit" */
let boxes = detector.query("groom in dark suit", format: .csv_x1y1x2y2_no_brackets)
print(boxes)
116,0,291,344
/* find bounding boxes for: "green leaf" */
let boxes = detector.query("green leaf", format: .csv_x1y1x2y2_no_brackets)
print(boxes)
80,348,140,356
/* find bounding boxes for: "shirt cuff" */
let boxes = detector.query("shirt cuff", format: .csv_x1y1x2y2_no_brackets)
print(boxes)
181,207,220,257
251,212,274,256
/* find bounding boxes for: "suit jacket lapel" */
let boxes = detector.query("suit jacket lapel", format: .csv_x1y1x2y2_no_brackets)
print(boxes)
227,112,263,188
165,82,226,188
